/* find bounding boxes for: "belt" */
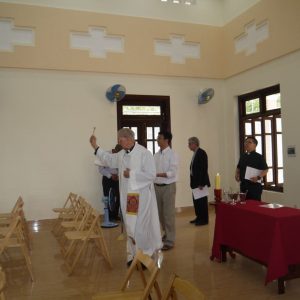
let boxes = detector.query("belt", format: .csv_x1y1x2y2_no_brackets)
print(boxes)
155,183,168,186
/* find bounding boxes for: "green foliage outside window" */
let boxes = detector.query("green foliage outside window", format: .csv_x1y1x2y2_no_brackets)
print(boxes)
245,98,260,114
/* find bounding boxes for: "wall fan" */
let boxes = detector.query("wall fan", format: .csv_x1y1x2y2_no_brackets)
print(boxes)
106,84,126,102
198,88,215,104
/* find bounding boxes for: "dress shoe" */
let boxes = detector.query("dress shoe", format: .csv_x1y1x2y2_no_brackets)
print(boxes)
189,218,198,224
195,221,208,226
162,244,174,251
127,259,147,270
126,260,133,267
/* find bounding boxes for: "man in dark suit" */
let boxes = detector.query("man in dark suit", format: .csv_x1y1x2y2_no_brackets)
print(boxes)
188,137,210,226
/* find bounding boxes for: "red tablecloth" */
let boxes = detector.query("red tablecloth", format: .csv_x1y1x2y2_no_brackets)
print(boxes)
211,200,300,284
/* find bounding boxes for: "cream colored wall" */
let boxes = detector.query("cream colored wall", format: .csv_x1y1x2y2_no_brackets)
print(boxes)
0,0,225,26
2,51,300,220
225,50,300,207
223,0,300,77
1,1,299,78
0,68,225,220
0,0,263,26
1,0,300,219
222,0,261,24
0,3,224,78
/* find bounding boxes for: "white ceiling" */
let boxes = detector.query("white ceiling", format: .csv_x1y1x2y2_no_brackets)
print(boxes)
0,0,261,26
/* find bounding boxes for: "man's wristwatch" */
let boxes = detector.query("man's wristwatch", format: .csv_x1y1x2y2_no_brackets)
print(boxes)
257,176,261,180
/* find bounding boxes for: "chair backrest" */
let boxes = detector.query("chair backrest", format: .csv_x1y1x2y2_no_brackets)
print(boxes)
0,215,34,282
75,201,92,231
0,197,24,223
53,192,78,214
63,192,78,209
0,216,21,254
12,196,24,214
121,249,161,300
162,273,205,300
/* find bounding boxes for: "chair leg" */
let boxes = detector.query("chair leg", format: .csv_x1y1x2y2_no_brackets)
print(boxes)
94,237,112,268
64,239,79,259
51,219,61,236
67,240,89,276
20,244,34,282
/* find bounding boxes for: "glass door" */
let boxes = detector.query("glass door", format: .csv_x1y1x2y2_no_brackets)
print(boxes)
117,94,171,154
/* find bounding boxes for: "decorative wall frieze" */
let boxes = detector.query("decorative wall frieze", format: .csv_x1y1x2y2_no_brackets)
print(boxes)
154,35,200,64
0,18,35,52
234,20,269,56
70,27,124,58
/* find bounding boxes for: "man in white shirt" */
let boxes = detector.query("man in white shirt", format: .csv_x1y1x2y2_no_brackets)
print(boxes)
154,131,179,251
98,144,122,221
90,128,162,265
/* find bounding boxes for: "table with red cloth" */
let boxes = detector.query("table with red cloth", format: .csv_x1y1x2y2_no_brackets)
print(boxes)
211,200,300,294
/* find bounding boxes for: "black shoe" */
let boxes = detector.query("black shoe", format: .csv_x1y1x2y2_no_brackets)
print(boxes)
195,221,208,226
126,260,133,268
190,218,198,224
162,244,174,251
127,259,147,270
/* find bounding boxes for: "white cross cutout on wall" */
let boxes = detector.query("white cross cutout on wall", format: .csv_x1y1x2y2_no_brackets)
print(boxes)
154,35,200,64
234,20,269,56
70,27,124,58
0,19,35,52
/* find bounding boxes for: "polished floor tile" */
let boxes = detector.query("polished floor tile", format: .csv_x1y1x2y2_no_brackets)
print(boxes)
2,207,300,299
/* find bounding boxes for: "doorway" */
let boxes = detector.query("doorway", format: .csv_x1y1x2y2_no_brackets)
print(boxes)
117,95,171,154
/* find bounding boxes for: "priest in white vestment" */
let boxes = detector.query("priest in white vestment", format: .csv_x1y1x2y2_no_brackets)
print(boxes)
90,128,162,264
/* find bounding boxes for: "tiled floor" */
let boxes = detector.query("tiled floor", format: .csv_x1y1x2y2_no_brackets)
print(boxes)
2,207,300,299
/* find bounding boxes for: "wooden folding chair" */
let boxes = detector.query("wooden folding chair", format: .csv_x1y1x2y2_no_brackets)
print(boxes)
0,216,34,282
0,196,23,225
52,195,82,236
55,197,88,241
59,202,93,257
162,274,205,300
0,198,31,251
52,192,78,214
92,249,162,300
0,266,5,300
64,209,112,275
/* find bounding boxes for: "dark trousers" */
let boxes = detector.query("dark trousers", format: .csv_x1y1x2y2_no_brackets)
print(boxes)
102,176,120,220
192,196,208,224
240,181,263,201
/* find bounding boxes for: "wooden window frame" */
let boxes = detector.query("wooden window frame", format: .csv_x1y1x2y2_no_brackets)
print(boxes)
238,84,283,192
117,94,171,152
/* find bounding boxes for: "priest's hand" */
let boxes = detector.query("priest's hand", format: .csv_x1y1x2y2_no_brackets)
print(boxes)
250,176,259,183
124,168,130,178
157,173,167,178
89,135,98,150
111,174,119,181
235,169,240,182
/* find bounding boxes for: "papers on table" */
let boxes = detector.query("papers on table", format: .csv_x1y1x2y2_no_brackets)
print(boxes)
260,203,283,209
245,166,262,182
192,185,209,200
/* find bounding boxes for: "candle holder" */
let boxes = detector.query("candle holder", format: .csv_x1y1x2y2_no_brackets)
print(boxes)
214,188,222,203
214,189,222,213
